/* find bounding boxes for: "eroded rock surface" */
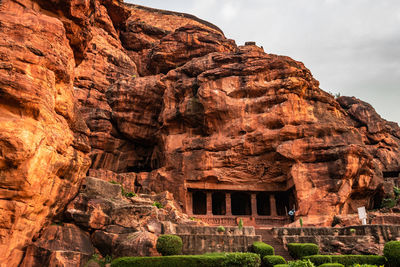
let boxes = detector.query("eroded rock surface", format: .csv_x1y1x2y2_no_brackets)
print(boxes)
0,0,90,265
63,177,197,259
20,224,94,267
0,0,400,265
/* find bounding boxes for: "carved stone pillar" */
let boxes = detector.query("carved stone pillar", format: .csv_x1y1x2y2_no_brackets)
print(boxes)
270,194,277,216
251,193,257,216
186,191,192,215
226,192,232,216
206,192,212,215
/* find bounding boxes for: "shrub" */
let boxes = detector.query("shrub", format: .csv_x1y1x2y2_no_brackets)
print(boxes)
110,253,261,267
287,243,319,259
394,186,400,197
263,255,286,267
318,264,344,267
156,234,182,256
217,226,225,233
153,201,163,209
384,241,400,267
110,255,224,267
124,192,136,197
329,255,386,266
274,265,289,267
381,198,396,209
252,241,274,258
287,259,315,267
303,255,332,266
222,252,261,267
238,218,244,230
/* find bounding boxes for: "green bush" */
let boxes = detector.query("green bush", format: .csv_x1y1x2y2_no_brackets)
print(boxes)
303,255,332,266
318,264,344,267
381,198,396,209
110,255,224,267
274,265,289,267
252,241,274,258
263,255,286,267
217,226,225,233
153,201,163,209
329,255,386,266
155,234,182,256
384,241,400,267
288,259,315,267
222,252,261,267
287,243,319,259
238,218,244,230
110,253,260,267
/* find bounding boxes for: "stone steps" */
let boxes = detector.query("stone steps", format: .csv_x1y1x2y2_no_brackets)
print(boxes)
256,228,293,261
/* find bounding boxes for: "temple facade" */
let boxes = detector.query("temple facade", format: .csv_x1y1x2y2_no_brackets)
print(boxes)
184,180,297,226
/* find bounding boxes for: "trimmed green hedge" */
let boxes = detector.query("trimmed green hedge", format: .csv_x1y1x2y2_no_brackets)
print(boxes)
329,255,385,266
303,255,332,266
303,254,385,266
287,260,315,267
156,235,182,256
111,253,260,267
263,255,286,267
252,241,274,258
287,243,319,259
384,241,400,267
223,252,261,266
318,264,344,267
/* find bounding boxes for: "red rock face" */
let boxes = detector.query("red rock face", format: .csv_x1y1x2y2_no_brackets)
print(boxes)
0,0,91,265
1,0,400,263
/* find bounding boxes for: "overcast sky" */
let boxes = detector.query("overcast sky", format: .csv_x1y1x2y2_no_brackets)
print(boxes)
126,0,400,124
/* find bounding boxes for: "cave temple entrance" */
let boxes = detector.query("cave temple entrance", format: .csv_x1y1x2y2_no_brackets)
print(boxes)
186,184,296,227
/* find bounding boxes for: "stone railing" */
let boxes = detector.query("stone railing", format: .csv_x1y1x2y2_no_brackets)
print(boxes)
193,215,290,227
194,216,237,226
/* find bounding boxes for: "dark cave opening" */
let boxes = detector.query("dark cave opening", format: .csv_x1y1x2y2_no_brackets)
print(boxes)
212,192,226,215
231,192,251,215
192,191,207,215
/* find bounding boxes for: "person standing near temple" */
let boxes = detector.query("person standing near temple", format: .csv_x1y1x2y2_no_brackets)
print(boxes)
288,208,295,223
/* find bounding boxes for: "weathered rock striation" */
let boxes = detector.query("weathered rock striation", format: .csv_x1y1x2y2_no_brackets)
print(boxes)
0,0,91,265
0,0,399,265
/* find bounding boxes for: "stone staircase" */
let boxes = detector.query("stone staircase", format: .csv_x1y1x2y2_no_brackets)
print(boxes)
255,227,293,261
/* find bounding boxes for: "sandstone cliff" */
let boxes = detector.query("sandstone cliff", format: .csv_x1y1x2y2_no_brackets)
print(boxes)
0,0,399,265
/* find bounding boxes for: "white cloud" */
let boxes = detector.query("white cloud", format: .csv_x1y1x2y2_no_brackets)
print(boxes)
221,2,239,21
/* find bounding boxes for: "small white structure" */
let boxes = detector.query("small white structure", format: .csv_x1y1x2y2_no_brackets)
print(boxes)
357,206,367,225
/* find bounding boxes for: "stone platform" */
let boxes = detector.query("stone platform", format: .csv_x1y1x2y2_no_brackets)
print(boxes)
176,225,261,255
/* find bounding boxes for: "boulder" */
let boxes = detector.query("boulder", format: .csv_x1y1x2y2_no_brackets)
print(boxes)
20,224,94,267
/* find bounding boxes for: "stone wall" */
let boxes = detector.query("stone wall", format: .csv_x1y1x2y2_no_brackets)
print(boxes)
176,226,261,255
273,225,400,255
